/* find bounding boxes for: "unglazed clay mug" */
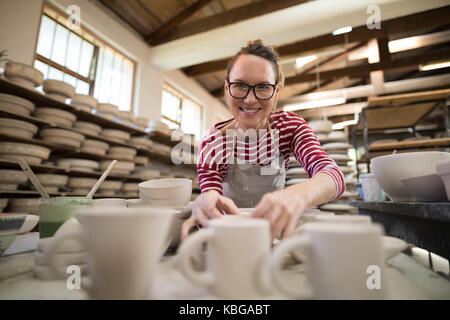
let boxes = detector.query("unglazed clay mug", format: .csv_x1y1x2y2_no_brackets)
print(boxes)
47,207,178,299
270,222,386,300
177,215,272,299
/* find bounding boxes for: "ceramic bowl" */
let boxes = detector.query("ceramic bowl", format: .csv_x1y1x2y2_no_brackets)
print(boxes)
74,121,101,134
56,158,100,171
36,174,69,188
401,173,447,202
0,93,35,116
98,180,123,191
39,128,85,148
34,107,76,123
45,93,68,104
100,160,135,172
0,142,51,160
100,129,130,142
134,156,149,166
43,80,75,98
71,94,98,109
4,62,43,87
372,152,450,202
96,103,119,115
139,178,192,205
0,118,38,139
308,120,333,133
129,137,153,149
82,139,109,150
68,177,97,189
0,213,27,255
436,160,450,201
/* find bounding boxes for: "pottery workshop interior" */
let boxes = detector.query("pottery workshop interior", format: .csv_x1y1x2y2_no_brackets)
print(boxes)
0,0,449,304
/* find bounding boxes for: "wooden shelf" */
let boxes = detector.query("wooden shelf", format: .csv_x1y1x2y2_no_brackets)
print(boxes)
368,137,450,151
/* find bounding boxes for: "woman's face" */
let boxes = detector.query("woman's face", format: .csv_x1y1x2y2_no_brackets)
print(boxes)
225,54,279,130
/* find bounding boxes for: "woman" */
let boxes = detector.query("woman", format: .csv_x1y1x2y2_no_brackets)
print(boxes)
181,40,345,240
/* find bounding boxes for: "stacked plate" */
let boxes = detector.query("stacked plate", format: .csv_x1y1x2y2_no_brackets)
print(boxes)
0,169,27,191
35,174,69,193
8,198,40,215
107,146,137,161
39,128,85,148
135,116,149,130
100,129,130,144
329,153,351,166
4,62,44,90
81,139,109,156
117,110,135,126
0,93,35,116
134,156,149,166
56,158,100,172
0,142,51,165
98,180,123,196
152,142,172,157
129,136,153,150
148,120,171,135
33,107,77,127
43,80,75,104
95,103,119,121
327,130,347,142
122,182,139,198
308,120,333,134
0,117,38,139
68,177,97,194
100,160,135,176
73,121,102,136
70,94,98,113
131,167,160,180
322,142,354,175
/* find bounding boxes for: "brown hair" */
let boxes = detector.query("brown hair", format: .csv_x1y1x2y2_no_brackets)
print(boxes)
226,39,283,86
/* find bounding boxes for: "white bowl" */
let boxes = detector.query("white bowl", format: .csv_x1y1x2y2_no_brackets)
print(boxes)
401,173,447,202
372,152,450,201
140,192,191,207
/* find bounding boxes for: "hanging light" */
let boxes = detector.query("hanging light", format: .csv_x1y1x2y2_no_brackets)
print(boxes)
332,26,352,35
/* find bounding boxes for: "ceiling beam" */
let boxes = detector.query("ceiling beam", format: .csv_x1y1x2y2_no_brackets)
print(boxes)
147,0,215,45
284,47,450,85
151,0,309,46
183,6,450,76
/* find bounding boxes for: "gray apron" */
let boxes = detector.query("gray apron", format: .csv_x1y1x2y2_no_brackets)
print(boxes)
222,121,287,208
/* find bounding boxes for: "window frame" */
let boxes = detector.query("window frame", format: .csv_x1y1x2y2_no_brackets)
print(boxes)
33,1,137,111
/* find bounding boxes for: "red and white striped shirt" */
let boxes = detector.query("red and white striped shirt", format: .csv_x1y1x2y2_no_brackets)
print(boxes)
197,111,345,199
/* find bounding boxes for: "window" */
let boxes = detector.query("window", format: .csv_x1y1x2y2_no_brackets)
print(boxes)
34,5,136,111
161,83,203,141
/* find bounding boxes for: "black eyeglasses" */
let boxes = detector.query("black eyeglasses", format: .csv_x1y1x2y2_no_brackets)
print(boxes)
227,80,277,100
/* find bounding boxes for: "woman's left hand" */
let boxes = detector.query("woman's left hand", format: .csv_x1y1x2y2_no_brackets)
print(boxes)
251,187,308,241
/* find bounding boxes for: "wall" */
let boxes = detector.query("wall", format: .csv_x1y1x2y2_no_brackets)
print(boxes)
0,0,231,138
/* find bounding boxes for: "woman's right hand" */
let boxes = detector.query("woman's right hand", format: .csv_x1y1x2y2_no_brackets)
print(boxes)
180,190,240,241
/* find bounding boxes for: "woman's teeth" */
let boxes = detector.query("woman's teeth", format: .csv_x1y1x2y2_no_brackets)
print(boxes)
240,107,260,113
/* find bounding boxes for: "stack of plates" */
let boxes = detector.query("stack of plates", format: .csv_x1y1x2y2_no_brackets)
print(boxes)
117,110,135,126
81,139,109,156
70,94,98,113
0,142,51,165
322,142,353,152
4,62,43,90
129,136,153,150
8,198,40,215
39,128,85,148
100,129,130,144
135,116,149,130
134,156,149,166
56,158,100,172
0,117,38,139
100,160,135,175
327,131,347,142
308,120,333,134
0,93,35,116
68,177,97,194
95,104,119,121
98,180,123,196
152,142,172,157
33,107,77,127
73,121,101,136
0,169,27,191
107,146,137,161
35,174,69,193
43,80,75,103
122,183,139,198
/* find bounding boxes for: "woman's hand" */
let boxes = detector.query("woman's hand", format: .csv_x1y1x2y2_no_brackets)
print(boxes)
180,190,240,241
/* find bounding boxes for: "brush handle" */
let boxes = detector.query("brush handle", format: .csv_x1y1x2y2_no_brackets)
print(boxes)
18,158,49,198
86,160,117,198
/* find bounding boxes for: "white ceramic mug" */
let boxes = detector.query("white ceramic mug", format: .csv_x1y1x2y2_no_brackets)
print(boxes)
271,222,386,299
177,215,272,299
47,207,178,299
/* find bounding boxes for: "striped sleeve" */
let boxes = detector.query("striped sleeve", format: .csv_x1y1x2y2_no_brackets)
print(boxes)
285,112,346,200
196,126,229,195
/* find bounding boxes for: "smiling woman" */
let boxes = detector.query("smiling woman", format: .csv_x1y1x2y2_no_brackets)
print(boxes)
182,40,345,241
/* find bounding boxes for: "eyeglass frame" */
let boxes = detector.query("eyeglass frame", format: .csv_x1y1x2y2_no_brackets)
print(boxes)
226,79,278,100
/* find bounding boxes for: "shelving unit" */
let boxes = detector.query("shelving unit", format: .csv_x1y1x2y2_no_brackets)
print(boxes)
0,77,199,204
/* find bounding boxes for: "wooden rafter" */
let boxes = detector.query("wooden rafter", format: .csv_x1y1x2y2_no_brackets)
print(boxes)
147,0,216,45
183,6,450,76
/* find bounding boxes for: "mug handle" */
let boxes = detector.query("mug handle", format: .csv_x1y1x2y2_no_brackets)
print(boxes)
177,229,215,287
270,235,314,299
47,231,85,280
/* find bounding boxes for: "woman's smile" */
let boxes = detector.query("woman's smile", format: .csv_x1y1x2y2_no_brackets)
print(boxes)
239,106,262,116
